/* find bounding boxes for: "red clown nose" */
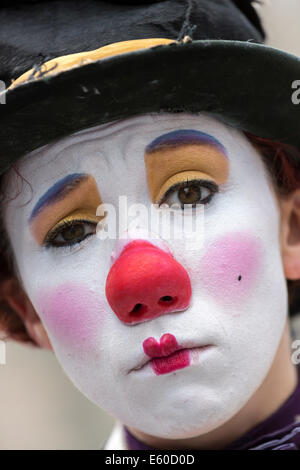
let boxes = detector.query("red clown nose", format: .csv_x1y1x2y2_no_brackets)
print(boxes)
105,240,192,324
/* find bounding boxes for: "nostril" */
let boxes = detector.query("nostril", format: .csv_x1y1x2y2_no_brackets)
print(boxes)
129,303,148,317
158,295,177,306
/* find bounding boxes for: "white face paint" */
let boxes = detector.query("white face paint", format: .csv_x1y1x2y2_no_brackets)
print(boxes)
2,113,287,439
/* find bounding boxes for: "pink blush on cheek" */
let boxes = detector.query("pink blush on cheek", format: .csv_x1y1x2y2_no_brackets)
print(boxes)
198,232,264,306
36,284,104,348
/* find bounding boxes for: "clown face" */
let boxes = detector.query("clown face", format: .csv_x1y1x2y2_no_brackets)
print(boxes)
2,112,288,439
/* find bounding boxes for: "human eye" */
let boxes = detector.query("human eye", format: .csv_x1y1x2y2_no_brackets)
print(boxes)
157,178,219,209
43,218,98,249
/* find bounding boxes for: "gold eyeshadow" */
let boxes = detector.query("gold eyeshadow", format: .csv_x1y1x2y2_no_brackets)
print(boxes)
30,175,103,245
154,171,216,203
43,210,105,246
144,143,229,203
42,211,106,247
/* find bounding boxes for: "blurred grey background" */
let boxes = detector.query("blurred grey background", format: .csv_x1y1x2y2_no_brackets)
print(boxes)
1,0,300,450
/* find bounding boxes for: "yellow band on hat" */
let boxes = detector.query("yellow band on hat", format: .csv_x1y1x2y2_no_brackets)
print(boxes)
9,38,177,90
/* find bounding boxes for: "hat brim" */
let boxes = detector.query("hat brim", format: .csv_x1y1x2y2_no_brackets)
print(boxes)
1,39,300,174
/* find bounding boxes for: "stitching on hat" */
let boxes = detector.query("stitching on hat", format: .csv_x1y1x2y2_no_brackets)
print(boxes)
27,53,58,81
177,0,197,42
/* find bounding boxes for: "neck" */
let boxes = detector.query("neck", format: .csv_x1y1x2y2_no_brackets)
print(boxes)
127,318,298,450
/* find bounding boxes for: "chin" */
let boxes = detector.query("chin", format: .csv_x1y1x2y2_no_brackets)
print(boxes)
119,385,245,440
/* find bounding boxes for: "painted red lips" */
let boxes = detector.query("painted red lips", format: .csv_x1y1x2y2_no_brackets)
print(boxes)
142,333,191,375
140,333,213,375
143,333,179,358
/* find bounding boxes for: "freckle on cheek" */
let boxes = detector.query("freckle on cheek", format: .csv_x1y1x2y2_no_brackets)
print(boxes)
199,232,263,305
36,284,104,347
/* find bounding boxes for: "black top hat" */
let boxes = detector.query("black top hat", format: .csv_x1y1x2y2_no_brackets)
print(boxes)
0,0,299,176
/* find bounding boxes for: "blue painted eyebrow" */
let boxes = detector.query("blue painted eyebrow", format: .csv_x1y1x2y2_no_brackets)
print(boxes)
29,173,89,223
145,130,227,156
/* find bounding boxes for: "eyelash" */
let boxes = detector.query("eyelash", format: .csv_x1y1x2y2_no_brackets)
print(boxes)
43,218,97,251
42,179,218,250
157,178,219,208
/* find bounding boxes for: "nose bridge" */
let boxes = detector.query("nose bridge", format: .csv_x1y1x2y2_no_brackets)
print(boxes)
110,226,172,265
105,238,192,325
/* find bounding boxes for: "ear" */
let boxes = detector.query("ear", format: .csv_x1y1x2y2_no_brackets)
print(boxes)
280,189,300,281
1,277,53,351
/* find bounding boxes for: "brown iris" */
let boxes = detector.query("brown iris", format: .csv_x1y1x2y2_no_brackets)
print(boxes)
61,223,84,242
178,184,202,205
